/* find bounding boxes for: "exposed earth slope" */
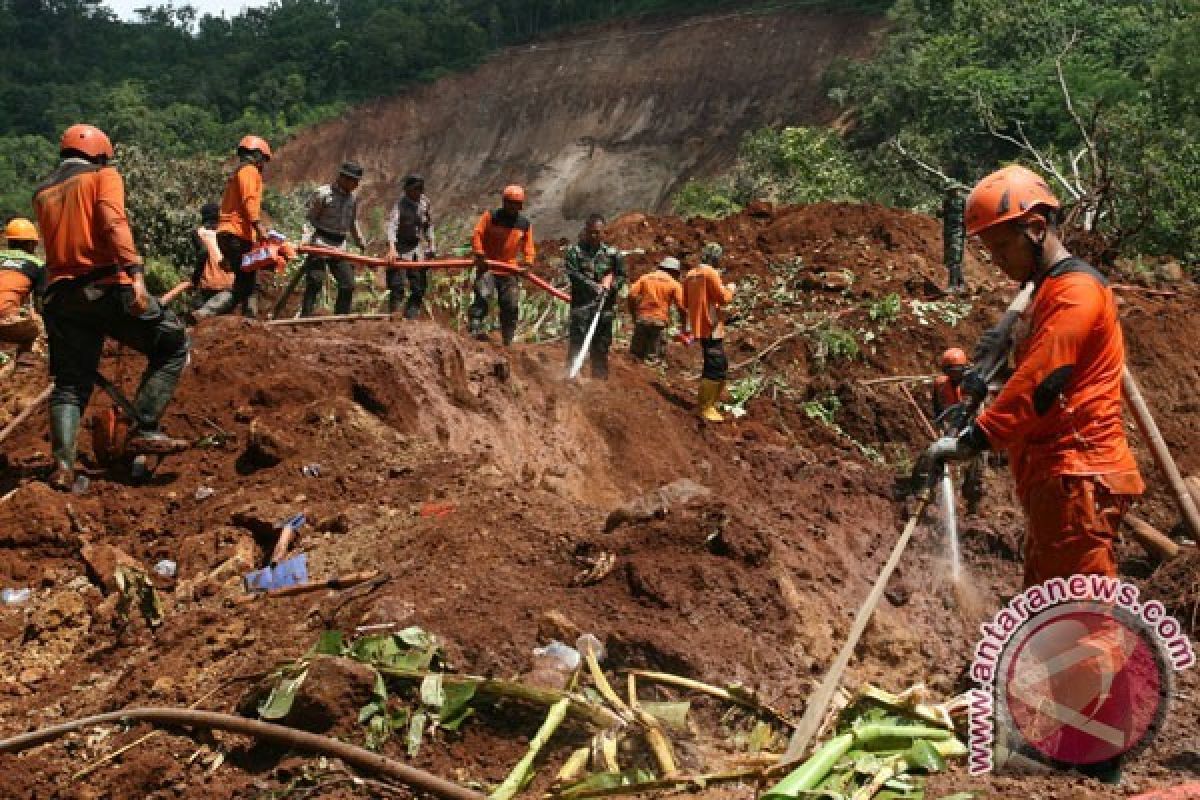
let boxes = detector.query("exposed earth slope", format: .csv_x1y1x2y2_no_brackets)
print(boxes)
270,7,884,237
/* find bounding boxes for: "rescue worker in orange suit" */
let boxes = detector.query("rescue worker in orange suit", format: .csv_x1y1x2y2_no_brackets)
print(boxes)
217,135,272,317
627,256,685,362
468,185,535,345
924,166,1144,783
33,124,189,491
682,242,736,422
301,161,366,317
565,213,625,379
0,218,47,361
931,346,985,514
385,174,436,319
160,203,236,321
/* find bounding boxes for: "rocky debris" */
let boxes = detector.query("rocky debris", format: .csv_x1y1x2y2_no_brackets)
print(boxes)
80,540,143,593
604,479,711,533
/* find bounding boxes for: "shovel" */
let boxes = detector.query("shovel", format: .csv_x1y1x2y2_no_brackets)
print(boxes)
566,289,608,380
243,513,309,591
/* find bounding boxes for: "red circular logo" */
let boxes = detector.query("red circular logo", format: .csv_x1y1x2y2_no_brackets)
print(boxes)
999,603,1170,766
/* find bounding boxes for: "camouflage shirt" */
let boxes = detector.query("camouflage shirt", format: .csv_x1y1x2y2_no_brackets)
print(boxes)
564,242,625,309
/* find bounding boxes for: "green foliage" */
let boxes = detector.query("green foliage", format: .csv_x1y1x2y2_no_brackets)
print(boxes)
808,321,860,368
672,126,876,218
802,393,842,428
829,0,1200,259
118,144,226,267
0,135,57,221
867,292,902,327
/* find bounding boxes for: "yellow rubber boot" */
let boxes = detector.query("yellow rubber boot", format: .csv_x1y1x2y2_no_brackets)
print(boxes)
697,378,726,422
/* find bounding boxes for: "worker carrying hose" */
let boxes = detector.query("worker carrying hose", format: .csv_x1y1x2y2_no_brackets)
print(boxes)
385,174,437,319
301,161,366,317
0,218,47,361
682,242,736,422
33,124,189,491
627,256,685,363
924,166,1144,784
565,213,625,379
468,185,535,345
161,203,235,321
217,134,272,317
931,346,984,515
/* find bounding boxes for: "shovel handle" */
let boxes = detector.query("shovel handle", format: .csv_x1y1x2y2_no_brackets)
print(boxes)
262,570,381,599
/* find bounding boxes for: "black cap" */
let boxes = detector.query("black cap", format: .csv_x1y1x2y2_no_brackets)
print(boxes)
403,174,425,189
339,161,364,180
200,202,220,223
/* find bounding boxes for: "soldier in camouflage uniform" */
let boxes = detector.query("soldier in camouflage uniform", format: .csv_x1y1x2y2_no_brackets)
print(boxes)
301,161,366,316
943,182,967,292
564,214,625,380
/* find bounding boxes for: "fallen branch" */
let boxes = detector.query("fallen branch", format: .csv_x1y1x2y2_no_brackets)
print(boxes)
0,707,485,800
491,698,570,800
1124,513,1181,562
374,669,622,730
857,375,935,387
626,670,795,730
265,313,391,326
0,383,52,447
898,383,938,441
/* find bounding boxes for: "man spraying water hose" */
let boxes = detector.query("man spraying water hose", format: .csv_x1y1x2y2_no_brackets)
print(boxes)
923,165,1145,784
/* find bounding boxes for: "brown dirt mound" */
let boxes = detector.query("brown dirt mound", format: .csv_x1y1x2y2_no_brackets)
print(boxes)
0,200,1196,798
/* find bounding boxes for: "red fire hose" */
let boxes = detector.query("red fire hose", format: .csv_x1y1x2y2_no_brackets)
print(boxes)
296,244,570,303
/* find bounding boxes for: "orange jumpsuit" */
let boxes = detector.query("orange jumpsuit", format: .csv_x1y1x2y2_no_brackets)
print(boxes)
974,258,1143,587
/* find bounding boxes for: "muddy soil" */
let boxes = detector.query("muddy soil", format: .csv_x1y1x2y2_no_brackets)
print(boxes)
0,201,1196,799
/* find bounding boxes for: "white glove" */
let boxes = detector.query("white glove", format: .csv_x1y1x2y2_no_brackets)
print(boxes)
726,282,737,293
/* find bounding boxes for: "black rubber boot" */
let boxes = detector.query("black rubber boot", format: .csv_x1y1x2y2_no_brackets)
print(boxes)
48,404,81,492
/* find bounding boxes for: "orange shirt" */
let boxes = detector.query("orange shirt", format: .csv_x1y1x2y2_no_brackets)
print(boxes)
932,375,962,417
32,161,140,285
0,272,30,317
471,208,535,266
682,264,734,339
193,227,233,291
975,259,1142,497
629,269,684,325
217,163,263,243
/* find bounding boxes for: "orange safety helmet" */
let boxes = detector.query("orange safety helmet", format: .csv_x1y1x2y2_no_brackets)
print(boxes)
4,217,39,242
941,347,969,369
502,184,526,203
965,165,1060,236
59,123,114,161
237,134,272,161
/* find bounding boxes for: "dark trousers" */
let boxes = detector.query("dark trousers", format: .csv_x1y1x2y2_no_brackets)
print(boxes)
191,288,235,319
630,320,666,361
468,270,519,343
700,338,728,381
568,303,614,378
216,232,257,317
45,284,189,428
302,255,356,316
386,257,428,318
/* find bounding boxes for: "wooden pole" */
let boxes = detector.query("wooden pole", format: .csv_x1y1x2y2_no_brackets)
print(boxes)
1122,369,1200,540
779,490,935,767
0,383,52,447
1124,513,1181,561
265,313,390,327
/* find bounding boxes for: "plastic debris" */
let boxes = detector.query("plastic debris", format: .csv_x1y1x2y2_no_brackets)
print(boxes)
194,486,216,501
1,588,31,605
153,559,178,578
301,463,322,478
